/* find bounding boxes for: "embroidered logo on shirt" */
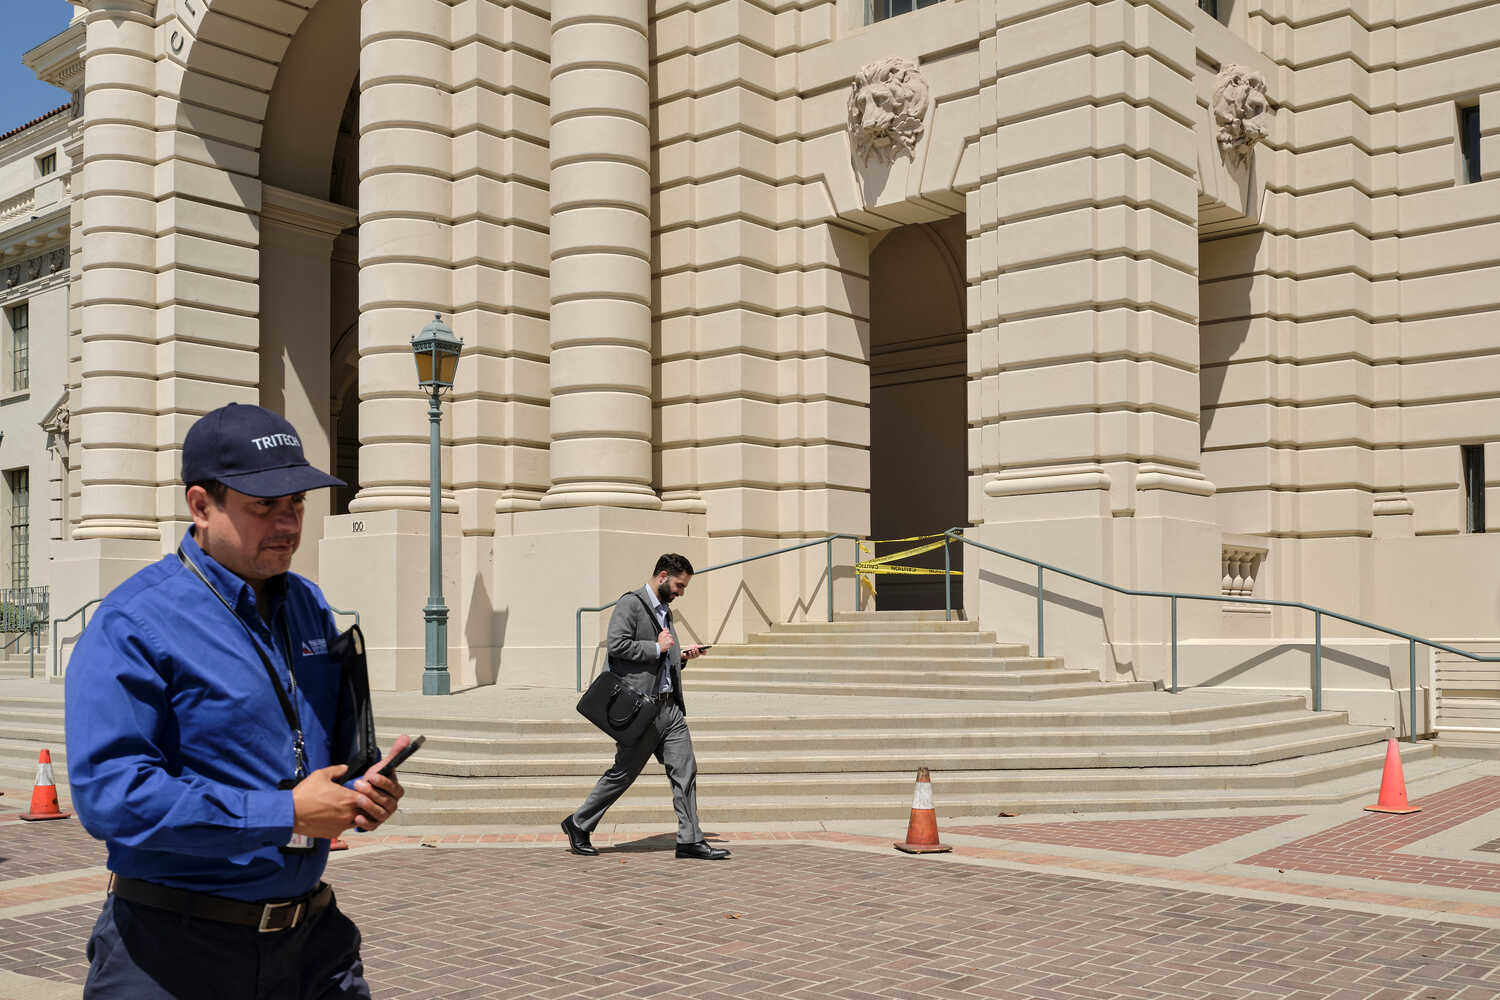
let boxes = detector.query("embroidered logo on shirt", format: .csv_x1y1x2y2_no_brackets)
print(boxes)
300,638,329,656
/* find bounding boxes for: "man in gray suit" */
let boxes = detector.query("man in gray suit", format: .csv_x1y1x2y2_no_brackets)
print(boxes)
562,553,730,860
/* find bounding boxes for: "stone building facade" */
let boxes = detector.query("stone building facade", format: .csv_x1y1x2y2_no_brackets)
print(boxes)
0,19,83,635
18,0,1500,725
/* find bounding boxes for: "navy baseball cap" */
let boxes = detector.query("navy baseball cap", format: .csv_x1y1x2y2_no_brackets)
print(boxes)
182,403,345,498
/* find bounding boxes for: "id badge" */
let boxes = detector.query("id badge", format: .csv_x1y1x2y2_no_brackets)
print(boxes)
276,778,318,855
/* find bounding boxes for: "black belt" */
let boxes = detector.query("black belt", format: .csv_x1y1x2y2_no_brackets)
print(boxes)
108,875,332,933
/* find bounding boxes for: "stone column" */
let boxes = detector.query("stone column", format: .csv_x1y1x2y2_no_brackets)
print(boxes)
490,1,712,690
541,0,660,510
72,0,159,543
966,0,1217,681
320,0,459,691
259,185,357,578
51,0,163,675
346,0,456,516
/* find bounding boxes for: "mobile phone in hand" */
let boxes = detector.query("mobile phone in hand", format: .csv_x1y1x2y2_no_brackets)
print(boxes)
378,734,425,778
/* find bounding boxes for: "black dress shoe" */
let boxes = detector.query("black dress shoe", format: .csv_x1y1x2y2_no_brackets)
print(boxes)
675,840,730,860
561,816,598,856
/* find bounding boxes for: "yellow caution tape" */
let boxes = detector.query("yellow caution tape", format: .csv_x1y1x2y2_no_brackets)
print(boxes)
855,534,964,582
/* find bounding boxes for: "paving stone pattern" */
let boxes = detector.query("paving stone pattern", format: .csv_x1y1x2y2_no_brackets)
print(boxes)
0,819,105,882
0,903,96,984
1246,778,1500,892
2,830,1500,997
944,814,1303,857
326,843,1500,1000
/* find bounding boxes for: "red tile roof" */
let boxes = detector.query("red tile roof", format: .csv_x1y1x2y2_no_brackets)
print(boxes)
0,103,72,144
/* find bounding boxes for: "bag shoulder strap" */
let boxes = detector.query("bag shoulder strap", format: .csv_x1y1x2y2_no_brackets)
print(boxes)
623,590,671,687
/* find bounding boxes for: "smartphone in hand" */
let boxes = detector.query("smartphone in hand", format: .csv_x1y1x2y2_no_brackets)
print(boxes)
378,734,425,778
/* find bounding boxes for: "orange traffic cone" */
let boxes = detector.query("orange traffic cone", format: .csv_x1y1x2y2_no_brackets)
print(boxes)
1364,738,1421,815
894,767,951,854
20,749,71,822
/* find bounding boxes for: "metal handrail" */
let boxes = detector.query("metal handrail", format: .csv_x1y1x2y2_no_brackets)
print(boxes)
1,621,43,678
52,598,102,679
45,598,359,679
941,528,1490,743
328,606,361,630
573,533,861,692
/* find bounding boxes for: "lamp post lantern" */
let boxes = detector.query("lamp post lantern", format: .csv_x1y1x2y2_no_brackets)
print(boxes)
411,314,463,695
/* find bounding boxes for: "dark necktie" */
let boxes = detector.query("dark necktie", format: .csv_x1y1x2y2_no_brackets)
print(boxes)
659,607,673,692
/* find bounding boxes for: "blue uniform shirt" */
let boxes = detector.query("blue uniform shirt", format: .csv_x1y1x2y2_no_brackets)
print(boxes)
65,530,352,902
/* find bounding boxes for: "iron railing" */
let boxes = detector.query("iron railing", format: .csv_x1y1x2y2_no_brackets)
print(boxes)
939,528,1493,743
0,586,48,633
46,598,361,679
573,534,860,692
52,598,102,679
0,620,46,678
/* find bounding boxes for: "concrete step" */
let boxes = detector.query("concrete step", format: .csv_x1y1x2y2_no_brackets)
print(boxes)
832,610,956,622
390,740,1421,801
708,644,1038,659
385,742,1443,825
766,620,980,634
690,654,1063,672
748,632,1000,647
668,679,1157,700
388,727,1390,778
688,667,1100,689
370,695,1310,738
375,709,1360,759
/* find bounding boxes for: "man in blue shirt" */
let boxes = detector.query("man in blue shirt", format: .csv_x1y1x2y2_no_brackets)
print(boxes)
65,403,411,999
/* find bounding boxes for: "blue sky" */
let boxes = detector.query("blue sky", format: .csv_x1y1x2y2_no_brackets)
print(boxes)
2,2,77,133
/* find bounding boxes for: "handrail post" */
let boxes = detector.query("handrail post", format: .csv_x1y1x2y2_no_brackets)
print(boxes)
28,620,35,679
826,538,834,623
943,537,952,622
575,608,583,693
1036,565,1045,658
1409,638,1418,744
1313,612,1322,712
1170,596,1178,694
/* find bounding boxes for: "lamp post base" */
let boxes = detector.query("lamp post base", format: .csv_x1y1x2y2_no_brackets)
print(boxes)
422,669,451,696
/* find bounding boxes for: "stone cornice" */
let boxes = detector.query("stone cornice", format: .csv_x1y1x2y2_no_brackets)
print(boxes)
23,18,85,92
0,112,76,160
260,184,358,240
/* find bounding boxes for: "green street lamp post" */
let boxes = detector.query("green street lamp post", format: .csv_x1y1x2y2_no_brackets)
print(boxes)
411,314,463,695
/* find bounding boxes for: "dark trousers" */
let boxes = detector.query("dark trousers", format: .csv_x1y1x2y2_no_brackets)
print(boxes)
572,701,704,844
83,890,370,1000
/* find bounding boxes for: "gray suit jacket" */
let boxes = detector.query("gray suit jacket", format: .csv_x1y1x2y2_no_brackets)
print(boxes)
606,586,686,715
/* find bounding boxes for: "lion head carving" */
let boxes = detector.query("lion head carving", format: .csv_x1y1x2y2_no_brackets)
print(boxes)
848,57,930,166
1212,64,1270,162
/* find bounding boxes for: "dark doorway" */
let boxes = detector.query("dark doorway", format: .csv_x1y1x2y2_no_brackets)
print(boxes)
867,216,968,611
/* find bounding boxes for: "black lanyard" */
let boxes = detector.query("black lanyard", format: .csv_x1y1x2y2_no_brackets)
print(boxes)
177,546,308,779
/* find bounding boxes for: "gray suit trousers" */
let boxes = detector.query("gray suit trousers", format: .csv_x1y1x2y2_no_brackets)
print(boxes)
571,701,703,845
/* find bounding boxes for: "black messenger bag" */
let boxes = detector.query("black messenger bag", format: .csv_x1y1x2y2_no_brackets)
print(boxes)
577,593,668,746
330,623,381,777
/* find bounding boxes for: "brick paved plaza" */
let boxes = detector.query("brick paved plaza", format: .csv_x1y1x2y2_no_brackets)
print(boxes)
4,761,1500,999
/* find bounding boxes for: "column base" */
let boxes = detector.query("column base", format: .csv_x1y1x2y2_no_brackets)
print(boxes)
970,464,1221,684
49,536,163,677
493,505,707,690
319,509,462,691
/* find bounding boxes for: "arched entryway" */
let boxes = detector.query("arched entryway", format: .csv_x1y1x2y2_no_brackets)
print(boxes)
867,215,968,610
255,0,361,572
